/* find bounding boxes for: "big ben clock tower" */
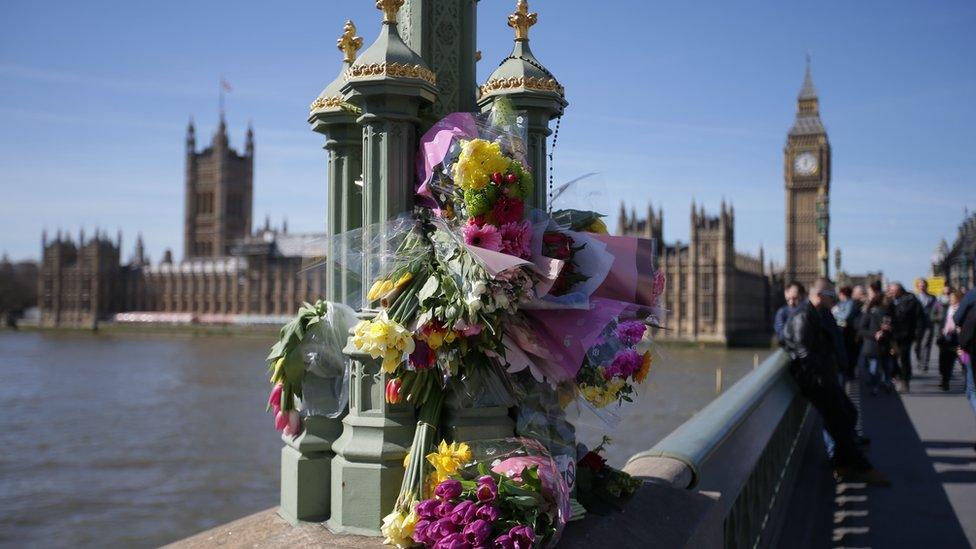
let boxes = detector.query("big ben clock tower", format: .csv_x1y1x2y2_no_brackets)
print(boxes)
785,57,831,286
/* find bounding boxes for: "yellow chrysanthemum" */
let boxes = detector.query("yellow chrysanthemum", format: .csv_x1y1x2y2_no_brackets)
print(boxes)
352,311,415,374
452,139,510,191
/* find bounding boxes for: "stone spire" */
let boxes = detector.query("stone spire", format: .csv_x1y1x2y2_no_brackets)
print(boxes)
245,122,254,157
798,53,817,100
790,55,824,135
186,117,196,152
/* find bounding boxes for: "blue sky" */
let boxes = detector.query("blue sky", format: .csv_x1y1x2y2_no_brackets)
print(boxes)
0,0,973,284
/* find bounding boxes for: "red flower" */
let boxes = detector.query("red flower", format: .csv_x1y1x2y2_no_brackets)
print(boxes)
491,196,525,225
543,231,574,260
579,451,606,472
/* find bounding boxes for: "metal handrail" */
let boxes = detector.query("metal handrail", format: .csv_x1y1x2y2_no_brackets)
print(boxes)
625,350,792,488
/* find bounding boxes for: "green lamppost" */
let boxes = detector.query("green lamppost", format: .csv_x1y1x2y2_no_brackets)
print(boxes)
277,21,367,526
311,21,365,306
478,0,567,210
328,0,436,536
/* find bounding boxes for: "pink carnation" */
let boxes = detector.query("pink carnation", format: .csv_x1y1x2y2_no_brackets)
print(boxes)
462,223,502,251
499,220,533,259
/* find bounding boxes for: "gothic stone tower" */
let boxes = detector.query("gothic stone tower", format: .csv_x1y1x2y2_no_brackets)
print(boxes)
183,116,254,259
785,59,830,287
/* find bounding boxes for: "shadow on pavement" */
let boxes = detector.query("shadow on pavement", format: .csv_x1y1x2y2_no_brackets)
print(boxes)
779,373,971,548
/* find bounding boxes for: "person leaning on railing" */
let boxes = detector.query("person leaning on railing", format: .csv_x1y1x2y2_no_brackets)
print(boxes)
783,277,891,486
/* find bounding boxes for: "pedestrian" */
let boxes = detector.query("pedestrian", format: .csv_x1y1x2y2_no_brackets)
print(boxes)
936,288,961,390
775,281,805,345
953,287,976,450
888,282,922,392
783,278,889,485
914,278,938,372
833,285,861,381
860,283,894,395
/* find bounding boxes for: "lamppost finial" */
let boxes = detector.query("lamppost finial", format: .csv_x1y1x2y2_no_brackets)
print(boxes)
508,0,537,41
376,0,404,25
337,20,363,65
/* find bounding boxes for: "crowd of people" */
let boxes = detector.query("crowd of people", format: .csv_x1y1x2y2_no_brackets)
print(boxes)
775,276,976,486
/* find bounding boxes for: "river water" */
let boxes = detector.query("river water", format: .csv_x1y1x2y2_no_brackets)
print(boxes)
0,331,768,547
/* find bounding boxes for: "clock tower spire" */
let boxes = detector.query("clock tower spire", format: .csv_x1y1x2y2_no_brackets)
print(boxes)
785,56,831,286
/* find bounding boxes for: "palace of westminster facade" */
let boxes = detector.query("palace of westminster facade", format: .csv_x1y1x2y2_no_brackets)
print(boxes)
38,117,327,327
40,64,837,344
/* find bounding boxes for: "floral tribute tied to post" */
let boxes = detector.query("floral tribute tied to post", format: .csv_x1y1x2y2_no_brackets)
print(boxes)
263,99,666,548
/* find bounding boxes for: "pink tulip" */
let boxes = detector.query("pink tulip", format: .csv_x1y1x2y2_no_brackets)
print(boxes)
274,409,290,431
268,384,284,414
283,410,302,437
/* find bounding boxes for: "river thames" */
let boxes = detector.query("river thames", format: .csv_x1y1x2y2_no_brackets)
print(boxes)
0,330,769,547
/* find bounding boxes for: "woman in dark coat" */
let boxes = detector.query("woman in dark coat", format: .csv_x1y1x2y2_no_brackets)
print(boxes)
859,290,893,395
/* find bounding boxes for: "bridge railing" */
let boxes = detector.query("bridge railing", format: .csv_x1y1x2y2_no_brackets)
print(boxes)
623,349,814,548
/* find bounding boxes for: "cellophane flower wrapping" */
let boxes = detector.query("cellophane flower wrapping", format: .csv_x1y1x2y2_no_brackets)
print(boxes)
298,302,358,418
410,437,571,548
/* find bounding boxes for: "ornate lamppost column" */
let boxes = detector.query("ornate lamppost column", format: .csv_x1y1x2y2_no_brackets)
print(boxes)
276,22,367,526
328,0,437,536
311,21,366,307
478,0,567,211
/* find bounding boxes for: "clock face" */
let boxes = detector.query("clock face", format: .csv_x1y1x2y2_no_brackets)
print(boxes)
794,152,818,176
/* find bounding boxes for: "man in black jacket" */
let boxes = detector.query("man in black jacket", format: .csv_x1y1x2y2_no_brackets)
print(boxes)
888,282,923,392
784,278,889,485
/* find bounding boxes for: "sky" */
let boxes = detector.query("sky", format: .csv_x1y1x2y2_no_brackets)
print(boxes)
0,0,974,284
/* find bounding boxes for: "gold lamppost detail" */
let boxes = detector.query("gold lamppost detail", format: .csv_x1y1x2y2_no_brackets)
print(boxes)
508,0,537,40
376,0,404,24
337,20,363,65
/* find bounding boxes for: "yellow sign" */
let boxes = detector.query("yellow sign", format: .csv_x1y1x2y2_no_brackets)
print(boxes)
926,276,945,296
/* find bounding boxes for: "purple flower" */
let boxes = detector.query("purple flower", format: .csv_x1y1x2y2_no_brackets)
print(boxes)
476,475,498,503
508,525,535,549
475,503,499,522
493,534,515,549
409,339,436,370
413,519,433,545
609,349,643,378
450,499,478,525
463,519,493,545
434,532,472,549
436,500,456,518
615,320,647,345
428,517,460,542
417,498,441,519
463,223,502,252
436,479,463,500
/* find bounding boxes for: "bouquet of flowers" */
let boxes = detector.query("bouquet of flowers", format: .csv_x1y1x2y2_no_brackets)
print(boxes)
382,438,571,549
265,300,358,437
575,437,642,514
265,101,668,543
575,318,654,409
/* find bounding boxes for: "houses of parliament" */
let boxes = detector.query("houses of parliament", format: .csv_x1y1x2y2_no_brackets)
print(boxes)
37,116,327,327
619,62,832,345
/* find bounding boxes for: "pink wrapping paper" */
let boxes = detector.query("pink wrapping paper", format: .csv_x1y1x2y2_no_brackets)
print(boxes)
415,112,480,204
591,234,658,307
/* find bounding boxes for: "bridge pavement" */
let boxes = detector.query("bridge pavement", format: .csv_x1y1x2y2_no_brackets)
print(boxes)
784,359,976,548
